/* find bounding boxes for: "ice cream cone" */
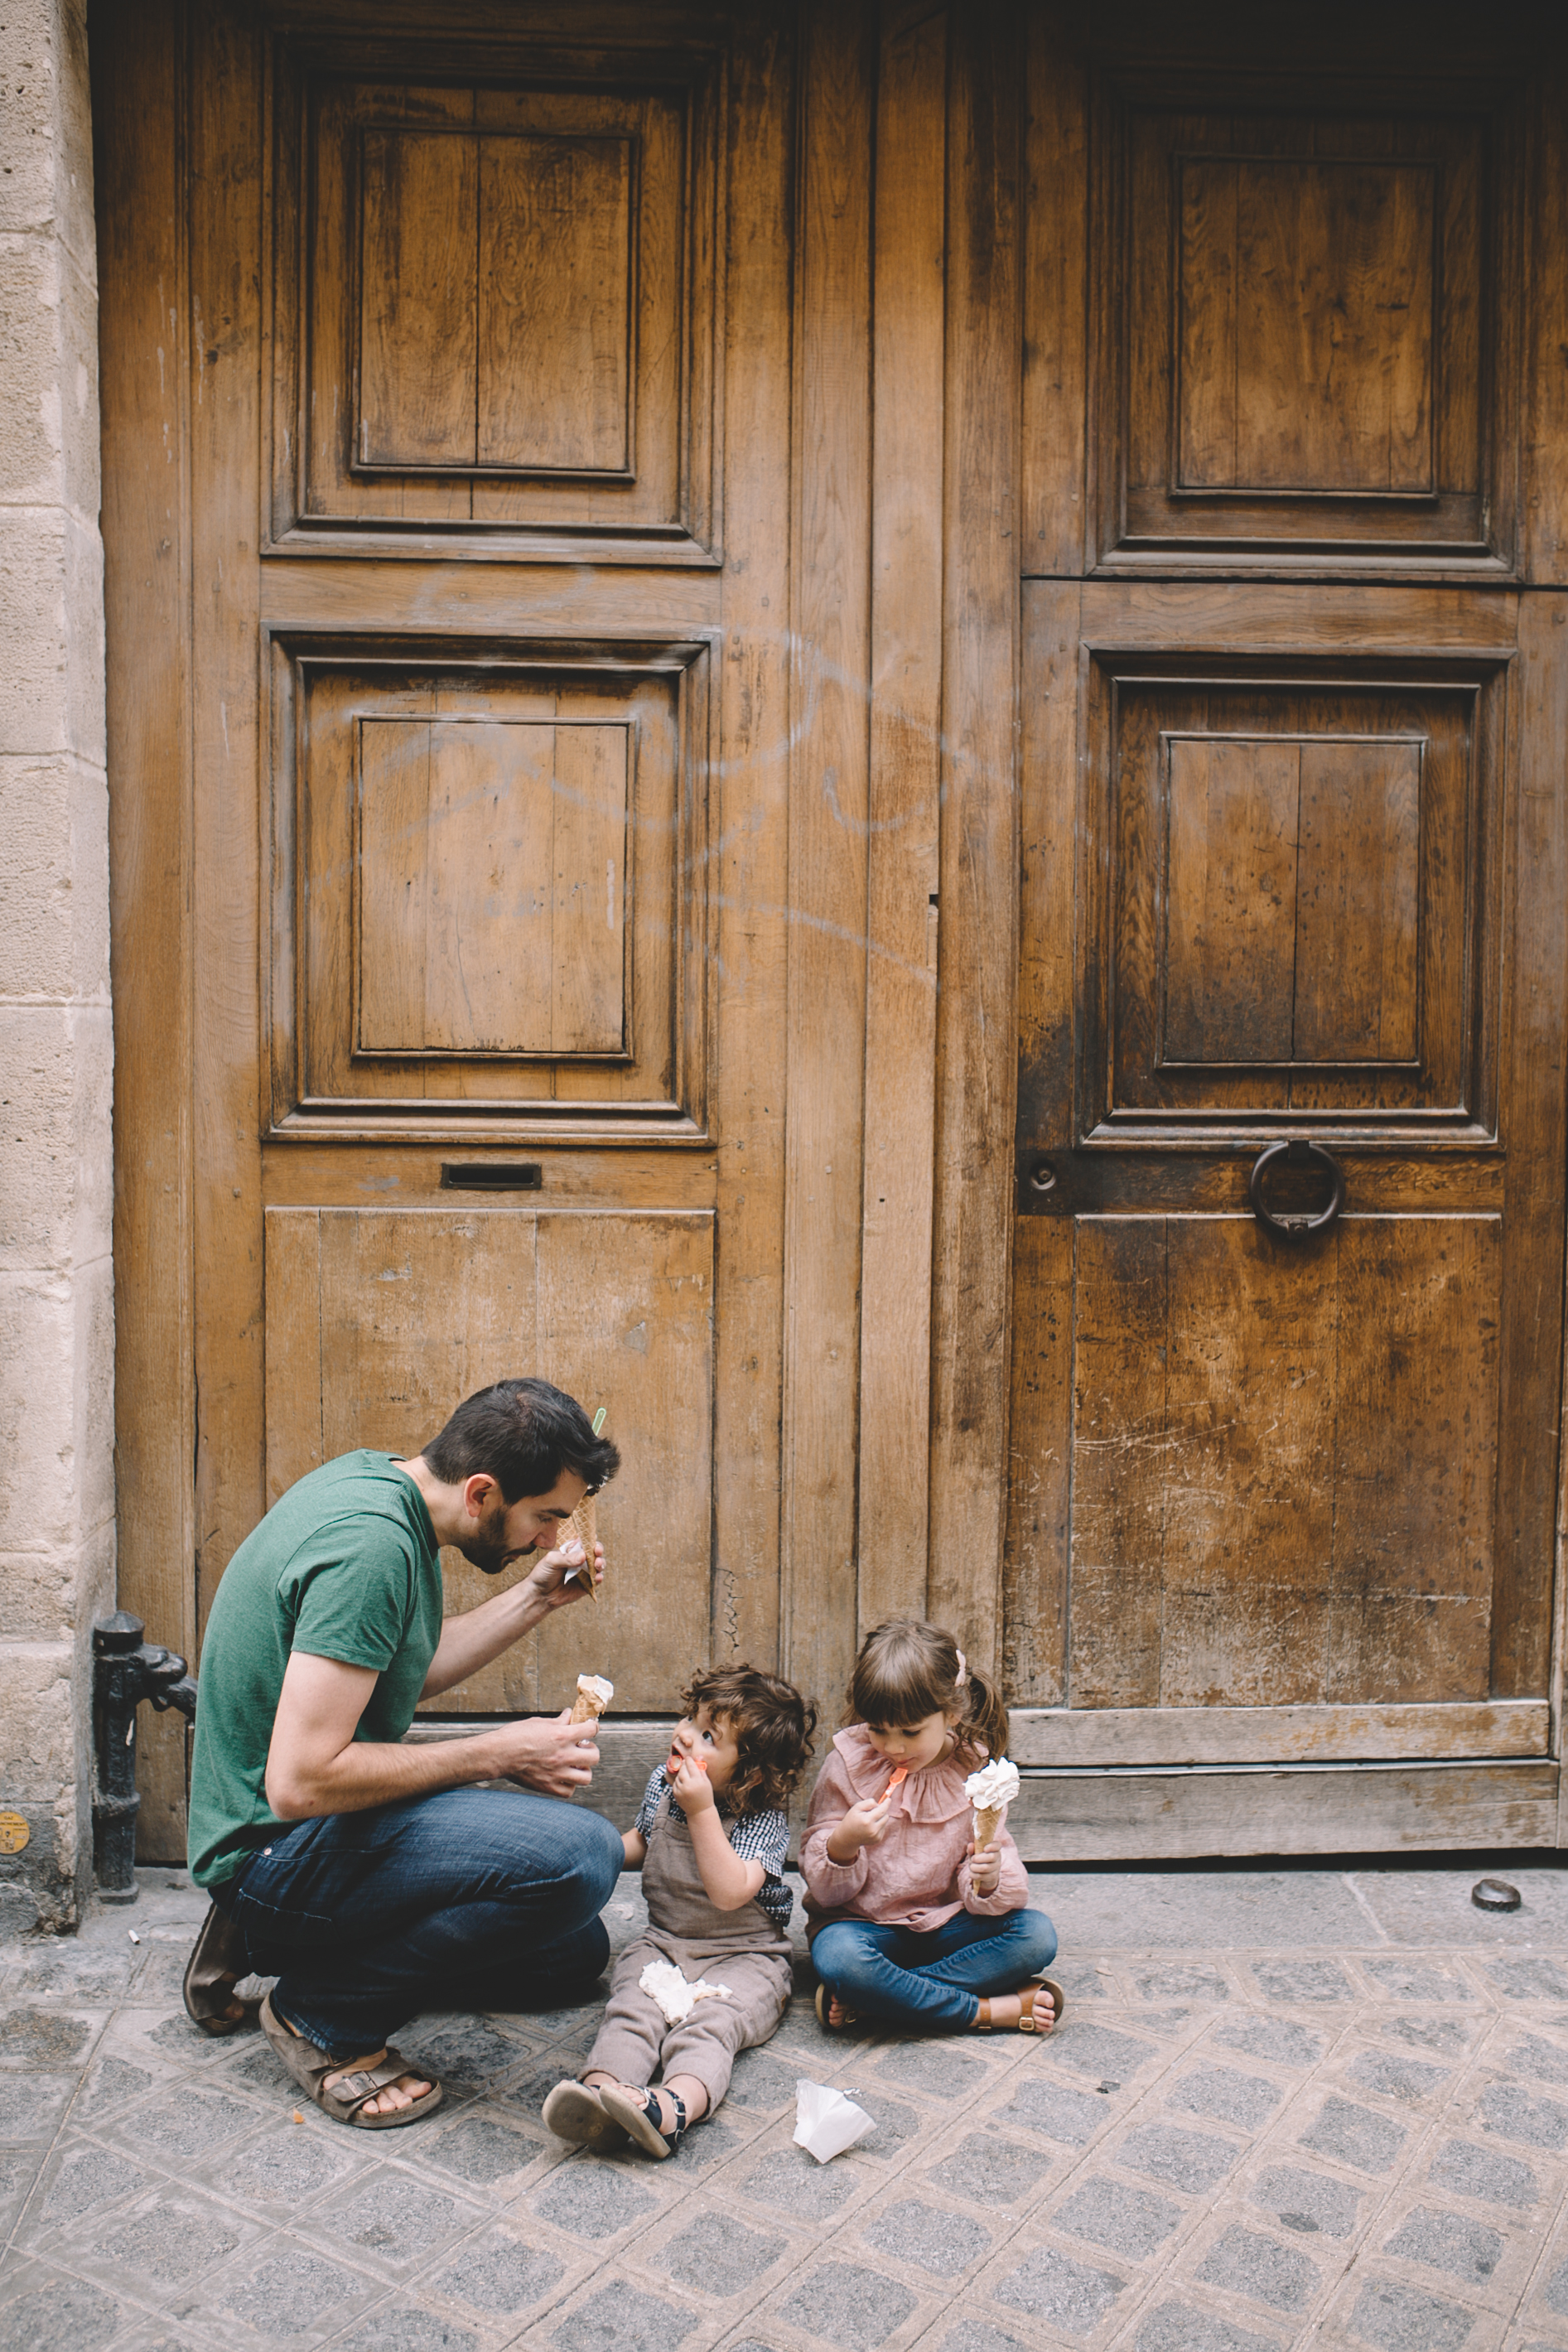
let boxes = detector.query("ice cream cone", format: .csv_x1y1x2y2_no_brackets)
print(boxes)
570,1673,613,1725
973,1802,1005,1852
563,1494,598,1601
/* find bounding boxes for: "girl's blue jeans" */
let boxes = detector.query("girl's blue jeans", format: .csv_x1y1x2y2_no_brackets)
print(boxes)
811,1905,1058,2029
220,1786,624,2059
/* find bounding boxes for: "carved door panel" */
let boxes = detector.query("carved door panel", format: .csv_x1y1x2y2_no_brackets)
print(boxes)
1008,31,1567,1827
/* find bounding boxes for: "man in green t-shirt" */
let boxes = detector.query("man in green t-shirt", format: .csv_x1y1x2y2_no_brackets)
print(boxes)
184,1377,625,2127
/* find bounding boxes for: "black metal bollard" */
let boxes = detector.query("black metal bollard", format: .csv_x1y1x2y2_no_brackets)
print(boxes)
92,1611,199,1904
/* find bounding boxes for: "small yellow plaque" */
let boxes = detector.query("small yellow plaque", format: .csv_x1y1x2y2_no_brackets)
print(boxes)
0,1812,30,1855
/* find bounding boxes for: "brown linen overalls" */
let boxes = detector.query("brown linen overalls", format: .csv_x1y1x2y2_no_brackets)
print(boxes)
584,1791,794,2108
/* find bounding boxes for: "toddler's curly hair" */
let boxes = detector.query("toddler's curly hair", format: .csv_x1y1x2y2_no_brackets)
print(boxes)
680,1664,817,1818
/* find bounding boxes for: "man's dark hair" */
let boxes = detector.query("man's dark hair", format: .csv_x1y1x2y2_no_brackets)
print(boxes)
421,1379,620,1504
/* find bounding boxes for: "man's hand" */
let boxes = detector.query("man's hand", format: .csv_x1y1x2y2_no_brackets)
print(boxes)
668,1748,715,1815
525,1536,605,1612
487,1709,601,1799
823,1794,891,1865
967,1838,1002,1897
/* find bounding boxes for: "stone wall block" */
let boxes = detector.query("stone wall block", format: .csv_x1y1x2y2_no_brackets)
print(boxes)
0,1518,106,1643
70,748,109,997
0,233,65,505
65,508,104,763
0,1002,77,1268
0,1270,76,1549
0,12,60,237
75,1241,115,1537
70,1002,113,1268
58,242,99,517
0,506,67,751
0,753,72,993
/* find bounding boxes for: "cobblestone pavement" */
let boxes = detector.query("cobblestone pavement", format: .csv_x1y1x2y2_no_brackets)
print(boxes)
3,1862,1568,2351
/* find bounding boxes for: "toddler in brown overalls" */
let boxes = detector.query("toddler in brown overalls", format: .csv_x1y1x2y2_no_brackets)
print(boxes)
543,1664,816,2158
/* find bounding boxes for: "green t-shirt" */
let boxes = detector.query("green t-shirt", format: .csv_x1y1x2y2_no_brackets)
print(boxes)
187,1451,444,1891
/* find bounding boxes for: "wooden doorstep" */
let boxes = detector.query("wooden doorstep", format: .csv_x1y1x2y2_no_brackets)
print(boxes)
1008,1701,1551,1767
406,1719,1563,1860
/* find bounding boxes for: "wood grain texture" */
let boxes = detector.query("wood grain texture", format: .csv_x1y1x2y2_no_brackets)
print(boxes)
1523,71,1568,583
1164,738,1300,1063
1020,2,1088,573
1009,1699,1550,1766
779,0,874,1720
927,0,1022,1669
95,0,196,1858
855,0,945,1633
1294,740,1420,1060
359,128,479,466
263,1208,713,1713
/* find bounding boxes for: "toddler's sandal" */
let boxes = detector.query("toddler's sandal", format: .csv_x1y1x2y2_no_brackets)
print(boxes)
975,1979,1065,2034
813,1983,861,2034
543,2079,629,2151
599,2083,685,2160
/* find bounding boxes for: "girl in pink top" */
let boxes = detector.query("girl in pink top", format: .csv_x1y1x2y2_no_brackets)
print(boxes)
802,1620,1061,2034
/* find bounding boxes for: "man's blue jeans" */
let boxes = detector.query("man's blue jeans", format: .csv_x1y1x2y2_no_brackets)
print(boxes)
221,1788,623,2058
811,1905,1057,2029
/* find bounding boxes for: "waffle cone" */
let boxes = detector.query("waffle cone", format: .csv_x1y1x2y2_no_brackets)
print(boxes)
570,1673,612,1725
563,1494,598,1601
973,1803,1005,1852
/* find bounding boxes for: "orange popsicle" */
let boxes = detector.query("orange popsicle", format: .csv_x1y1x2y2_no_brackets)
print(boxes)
880,1765,909,1802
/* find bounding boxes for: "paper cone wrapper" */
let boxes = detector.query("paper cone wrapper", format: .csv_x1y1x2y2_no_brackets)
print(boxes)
570,1674,613,1725
973,1803,1005,1852
564,1495,598,1601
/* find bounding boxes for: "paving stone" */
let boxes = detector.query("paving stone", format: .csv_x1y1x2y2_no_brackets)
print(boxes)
929,2130,1046,2205
1196,2224,1320,2312
214,2248,366,2334
1488,1959,1568,2002
1135,2301,1282,2352
530,2157,659,2239
726,2047,799,2111
1168,2065,1281,2132
1546,2259,1568,2316
1363,1961,1474,2004
999,2076,1112,2147
1506,2034,1568,2088
778,2259,919,2350
656,2210,785,2294
221,2040,292,2096
38,2142,145,2223
1298,2095,1408,2173
421,2108,543,2187
0,2074,75,2138
1252,1959,1353,2005
125,2085,261,2161
224,2121,360,2206
335,2313,479,2352
0,2270,126,2352
1476,2081,1568,2152
320,2171,470,2261
1382,2016,1472,2058
994,2242,1124,2334
0,2009,92,2064
1382,2205,1503,2282
1046,2022,1157,2085
1428,2138,1539,2208
874,2042,988,2099
1347,2050,1450,2103
1213,2016,1325,2069
1137,2007,1195,2038
1135,1964,1230,2003
1115,2123,1238,2194
862,2197,991,2277
1054,2176,1184,2260
668,2114,745,2170
1347,2277,1478,2350
739,2145,862,2219
431,2231,566,2316
16,1954,135,2002
81,2055,157,2111
102,2198,244,2284
856,2096,922,2156
1251,2164,1361,2239
397,2017,531,2094
938,2325,1032,2352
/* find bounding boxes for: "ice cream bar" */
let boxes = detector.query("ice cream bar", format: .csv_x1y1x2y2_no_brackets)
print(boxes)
569,1673,613,1725
562,1493,598,1601
963,1756,1020,1852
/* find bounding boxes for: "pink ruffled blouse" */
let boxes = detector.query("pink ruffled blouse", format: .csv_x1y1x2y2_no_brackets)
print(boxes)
800,1724,1029,1939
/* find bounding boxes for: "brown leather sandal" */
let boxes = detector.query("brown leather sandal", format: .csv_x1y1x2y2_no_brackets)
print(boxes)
259,1991,444,2128
974,1978,1066,2033
182,1902,258,2036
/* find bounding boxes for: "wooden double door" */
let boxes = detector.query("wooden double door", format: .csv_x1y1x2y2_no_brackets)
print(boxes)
99,0,1568,1858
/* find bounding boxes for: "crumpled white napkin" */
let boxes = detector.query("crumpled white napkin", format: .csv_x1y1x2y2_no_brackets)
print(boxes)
794,2077,876,2163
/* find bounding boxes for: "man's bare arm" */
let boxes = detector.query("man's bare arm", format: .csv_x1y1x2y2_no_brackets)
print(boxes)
419,1538,605,1701
264,1651,601,1821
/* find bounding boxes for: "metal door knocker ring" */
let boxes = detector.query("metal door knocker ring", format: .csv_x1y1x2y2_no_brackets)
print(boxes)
1248,1139,1345,1240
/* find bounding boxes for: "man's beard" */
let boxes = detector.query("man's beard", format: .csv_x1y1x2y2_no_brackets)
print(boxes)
461,1511,534,1578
